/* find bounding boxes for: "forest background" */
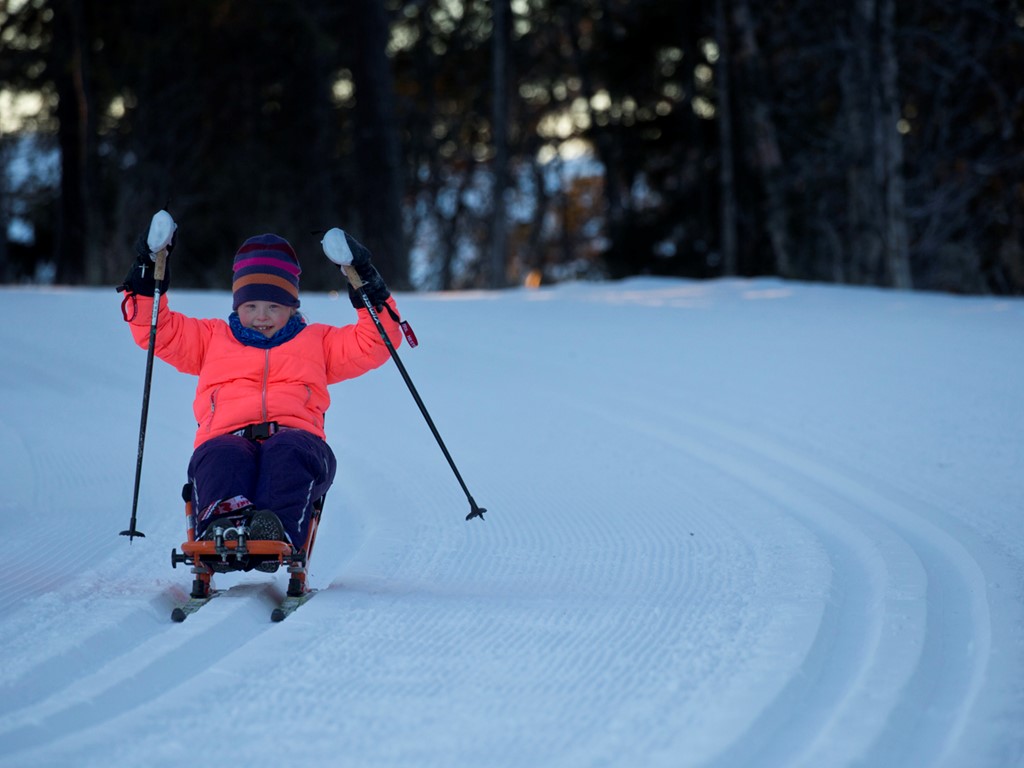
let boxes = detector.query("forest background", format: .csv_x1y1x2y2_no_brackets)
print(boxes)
1,0,1022,295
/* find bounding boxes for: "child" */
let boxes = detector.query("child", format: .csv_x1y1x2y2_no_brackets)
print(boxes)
118,218,401,566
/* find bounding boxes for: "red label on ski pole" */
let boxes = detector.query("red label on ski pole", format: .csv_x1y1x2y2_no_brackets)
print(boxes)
401,320,418,348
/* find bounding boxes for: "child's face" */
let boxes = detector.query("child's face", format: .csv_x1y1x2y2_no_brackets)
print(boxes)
237,301,294,338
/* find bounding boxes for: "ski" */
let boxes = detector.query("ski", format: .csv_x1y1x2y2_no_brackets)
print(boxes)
170,590,222,622
170,588,316,622
271,589,318,622
170,587,316,622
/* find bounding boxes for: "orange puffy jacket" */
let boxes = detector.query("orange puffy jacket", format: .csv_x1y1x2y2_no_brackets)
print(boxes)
126,294,402,448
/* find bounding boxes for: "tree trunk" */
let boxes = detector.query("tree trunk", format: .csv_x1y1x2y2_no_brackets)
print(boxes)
0,138,10,282
490,0,510,288
841,0,876,285
877,0,912,289
350,0,408,288
714,0,737,277
566,2,628,277
841,0,910,289
51,0,90,284
732,0,790,278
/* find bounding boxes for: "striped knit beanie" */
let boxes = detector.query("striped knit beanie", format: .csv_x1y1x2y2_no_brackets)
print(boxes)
231,234,301,310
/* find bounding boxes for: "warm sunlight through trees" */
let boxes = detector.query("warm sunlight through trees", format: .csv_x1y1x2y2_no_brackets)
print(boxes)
1,0,1021,294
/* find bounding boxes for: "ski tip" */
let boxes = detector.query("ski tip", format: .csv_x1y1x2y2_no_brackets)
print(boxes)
271,608,286,622
170,607,187,623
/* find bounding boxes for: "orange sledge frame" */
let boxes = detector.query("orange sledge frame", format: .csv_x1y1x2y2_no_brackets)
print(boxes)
171,483,322,600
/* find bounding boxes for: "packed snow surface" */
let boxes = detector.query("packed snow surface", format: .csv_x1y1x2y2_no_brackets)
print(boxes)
0,278,1021,767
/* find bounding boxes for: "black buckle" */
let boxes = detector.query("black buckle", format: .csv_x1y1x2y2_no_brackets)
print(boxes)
241,421,278,441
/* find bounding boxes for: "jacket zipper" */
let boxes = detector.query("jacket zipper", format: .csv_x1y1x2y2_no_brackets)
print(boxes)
261,349,270,422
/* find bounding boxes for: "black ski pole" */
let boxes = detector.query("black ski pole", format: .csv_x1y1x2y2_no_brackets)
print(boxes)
121,211,176,541
323,230,486,521
346,264,486,521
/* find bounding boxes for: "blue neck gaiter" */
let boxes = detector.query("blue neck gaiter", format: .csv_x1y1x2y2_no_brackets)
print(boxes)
229,312,307,348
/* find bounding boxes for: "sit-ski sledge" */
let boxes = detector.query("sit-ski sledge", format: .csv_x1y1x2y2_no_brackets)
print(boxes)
170,483,322,621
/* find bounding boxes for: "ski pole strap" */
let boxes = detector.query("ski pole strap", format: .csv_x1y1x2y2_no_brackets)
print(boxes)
120,291,138,321
376,297,418,348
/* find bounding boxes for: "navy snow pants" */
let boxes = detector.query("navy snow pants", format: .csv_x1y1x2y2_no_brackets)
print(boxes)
188,429,337,547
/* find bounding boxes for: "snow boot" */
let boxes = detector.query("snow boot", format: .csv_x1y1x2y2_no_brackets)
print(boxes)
247,509,286,540
247,509,287,573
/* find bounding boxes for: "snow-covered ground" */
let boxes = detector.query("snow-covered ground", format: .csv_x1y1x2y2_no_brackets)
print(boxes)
0,278,1021,767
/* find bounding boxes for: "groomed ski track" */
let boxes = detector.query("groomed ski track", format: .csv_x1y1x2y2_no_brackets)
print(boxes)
0,281,1021,767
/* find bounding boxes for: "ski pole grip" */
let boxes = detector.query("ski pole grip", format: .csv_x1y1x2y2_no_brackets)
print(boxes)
341,263,364,290
153,248,168,282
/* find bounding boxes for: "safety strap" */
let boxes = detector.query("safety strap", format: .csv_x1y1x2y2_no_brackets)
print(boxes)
233,421,281,441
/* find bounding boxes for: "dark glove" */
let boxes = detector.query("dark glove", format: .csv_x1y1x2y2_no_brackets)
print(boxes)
343,232,391,310
117,230,173,297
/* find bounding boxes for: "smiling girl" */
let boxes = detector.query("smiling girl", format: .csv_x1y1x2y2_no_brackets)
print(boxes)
118,228,401,562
